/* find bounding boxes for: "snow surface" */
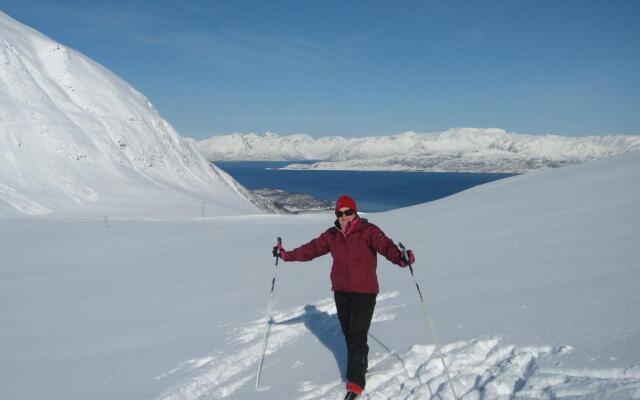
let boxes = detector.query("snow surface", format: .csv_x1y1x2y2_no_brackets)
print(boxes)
0,11,262,218
195,130,640,173
2,151,639,400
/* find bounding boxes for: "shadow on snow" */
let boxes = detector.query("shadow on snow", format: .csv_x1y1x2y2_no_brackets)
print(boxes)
276,304,348,381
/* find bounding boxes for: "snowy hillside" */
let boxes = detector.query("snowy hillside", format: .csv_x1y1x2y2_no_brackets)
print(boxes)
0,11,264,218
2,152,638,400
195,129,640,172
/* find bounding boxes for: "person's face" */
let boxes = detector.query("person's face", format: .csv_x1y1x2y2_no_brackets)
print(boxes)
336,207,356,227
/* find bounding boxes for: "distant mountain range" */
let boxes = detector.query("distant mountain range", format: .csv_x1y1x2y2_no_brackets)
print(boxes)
195,129,640,173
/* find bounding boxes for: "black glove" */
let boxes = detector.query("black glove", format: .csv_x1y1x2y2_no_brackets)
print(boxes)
272,241,285,259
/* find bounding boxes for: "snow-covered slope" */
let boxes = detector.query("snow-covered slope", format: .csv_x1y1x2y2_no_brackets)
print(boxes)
0,11,261,218
195,129,640,172
2,152,638,399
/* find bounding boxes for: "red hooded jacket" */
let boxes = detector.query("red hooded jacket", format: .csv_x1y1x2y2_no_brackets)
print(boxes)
283,218,405,294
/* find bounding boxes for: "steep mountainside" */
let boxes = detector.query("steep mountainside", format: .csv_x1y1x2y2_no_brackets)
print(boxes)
0,11,263,218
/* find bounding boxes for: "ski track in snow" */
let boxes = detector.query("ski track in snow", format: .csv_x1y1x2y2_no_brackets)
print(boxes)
156,293,640,400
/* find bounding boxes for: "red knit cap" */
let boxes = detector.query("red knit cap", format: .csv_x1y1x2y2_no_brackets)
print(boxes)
335,195,357,214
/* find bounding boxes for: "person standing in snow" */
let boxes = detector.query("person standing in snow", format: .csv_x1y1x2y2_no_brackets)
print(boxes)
273,195,415,400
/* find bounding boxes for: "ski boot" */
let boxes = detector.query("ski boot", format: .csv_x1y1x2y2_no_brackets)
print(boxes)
345,382,362,399
344,391,359,400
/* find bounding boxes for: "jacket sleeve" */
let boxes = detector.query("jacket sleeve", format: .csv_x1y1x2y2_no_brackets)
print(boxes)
285,231,331,262
369,225,404,266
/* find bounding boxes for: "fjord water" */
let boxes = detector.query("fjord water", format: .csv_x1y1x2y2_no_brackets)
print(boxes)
214,161,516,212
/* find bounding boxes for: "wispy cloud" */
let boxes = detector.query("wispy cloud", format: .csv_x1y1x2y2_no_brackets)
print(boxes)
139,28,355,72
177,1,209,15
6,1,357,72
12,0,164,33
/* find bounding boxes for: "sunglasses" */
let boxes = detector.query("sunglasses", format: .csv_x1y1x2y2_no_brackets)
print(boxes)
335,209,355,218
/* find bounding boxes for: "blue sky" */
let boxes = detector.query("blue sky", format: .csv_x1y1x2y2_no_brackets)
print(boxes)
2,0,639,139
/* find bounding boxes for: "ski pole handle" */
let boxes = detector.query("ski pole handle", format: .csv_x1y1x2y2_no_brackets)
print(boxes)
398,242,407,258
275,237,282,265
273,237,283,264
398,242,413,269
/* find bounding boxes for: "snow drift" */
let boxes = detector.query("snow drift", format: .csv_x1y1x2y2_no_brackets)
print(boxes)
0,11,262,218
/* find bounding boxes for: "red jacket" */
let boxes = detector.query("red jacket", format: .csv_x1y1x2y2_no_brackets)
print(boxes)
283,218,405,294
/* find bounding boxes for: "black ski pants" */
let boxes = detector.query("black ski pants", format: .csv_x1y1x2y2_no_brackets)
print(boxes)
334,291,377,390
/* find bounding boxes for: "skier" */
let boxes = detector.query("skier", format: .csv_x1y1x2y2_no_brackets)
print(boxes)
273,195,415,400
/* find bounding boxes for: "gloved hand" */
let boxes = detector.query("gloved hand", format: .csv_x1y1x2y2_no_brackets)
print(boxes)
399,249,415,268
272,241,288,261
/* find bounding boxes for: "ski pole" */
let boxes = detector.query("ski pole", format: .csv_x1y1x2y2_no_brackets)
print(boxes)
399,242,459,400
255,236,281,390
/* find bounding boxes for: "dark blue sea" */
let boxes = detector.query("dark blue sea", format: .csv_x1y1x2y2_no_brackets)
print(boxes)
214,161,516,212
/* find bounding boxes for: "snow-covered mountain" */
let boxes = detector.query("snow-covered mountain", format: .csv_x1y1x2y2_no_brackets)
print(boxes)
0,11,267,218
195,129,640,173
